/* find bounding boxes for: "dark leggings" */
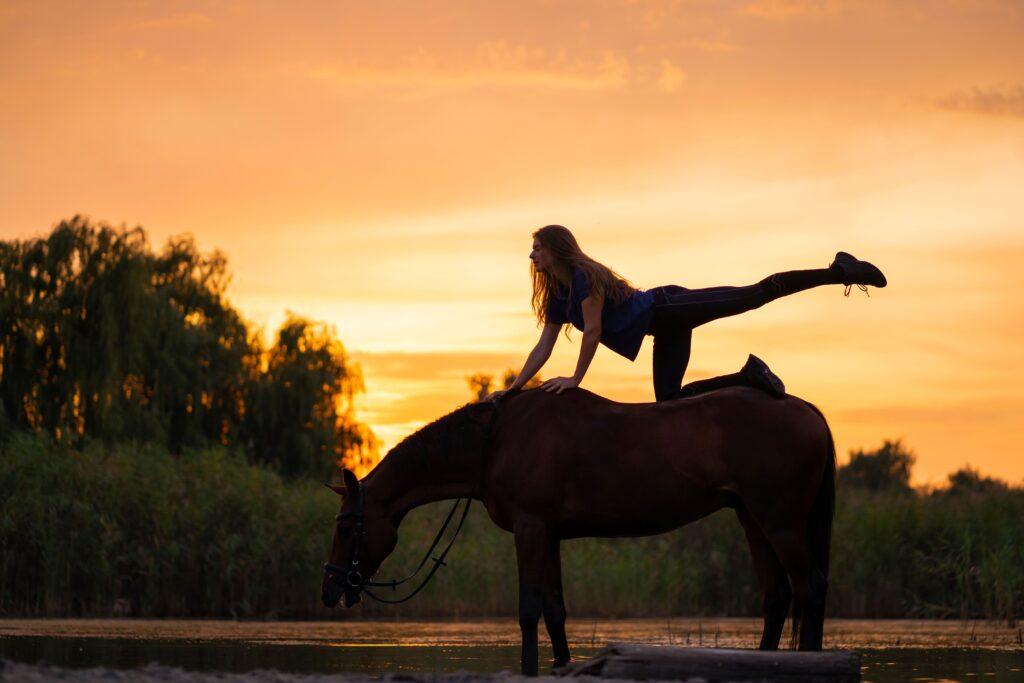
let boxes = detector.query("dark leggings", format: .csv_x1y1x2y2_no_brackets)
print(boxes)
649,267,840,401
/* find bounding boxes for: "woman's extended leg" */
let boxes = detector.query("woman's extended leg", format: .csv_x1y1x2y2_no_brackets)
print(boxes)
653,269,831,330
654,253,886,330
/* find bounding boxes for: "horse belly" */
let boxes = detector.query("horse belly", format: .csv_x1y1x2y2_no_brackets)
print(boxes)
556,477,721,539
484,410,728,538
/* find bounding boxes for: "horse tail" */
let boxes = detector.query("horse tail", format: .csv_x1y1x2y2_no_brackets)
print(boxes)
791,399,836,649
802,400,836,580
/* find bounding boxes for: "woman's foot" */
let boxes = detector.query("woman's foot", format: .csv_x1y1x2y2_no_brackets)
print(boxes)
740,354,786,398
830,252,887,289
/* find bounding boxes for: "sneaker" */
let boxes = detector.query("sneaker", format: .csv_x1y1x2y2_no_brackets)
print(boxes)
740,354,786,398
830,252,887,289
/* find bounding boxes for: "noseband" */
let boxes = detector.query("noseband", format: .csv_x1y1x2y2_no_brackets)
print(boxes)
323,479,370,589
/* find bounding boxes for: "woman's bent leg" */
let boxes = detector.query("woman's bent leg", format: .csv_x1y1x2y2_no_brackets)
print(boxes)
679,371,746,397
679,354,786,398
651,326,693,402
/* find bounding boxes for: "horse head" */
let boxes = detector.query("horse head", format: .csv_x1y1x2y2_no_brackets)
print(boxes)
321,468,398,609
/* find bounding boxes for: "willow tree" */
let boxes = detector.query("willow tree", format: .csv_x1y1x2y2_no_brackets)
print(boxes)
241,314,377,480
0,216,375,477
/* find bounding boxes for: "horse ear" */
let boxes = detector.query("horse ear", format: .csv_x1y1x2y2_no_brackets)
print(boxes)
324,483,347,497
342,468,359,492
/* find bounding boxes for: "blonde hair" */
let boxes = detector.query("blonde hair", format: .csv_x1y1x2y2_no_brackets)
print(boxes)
530,225,638,334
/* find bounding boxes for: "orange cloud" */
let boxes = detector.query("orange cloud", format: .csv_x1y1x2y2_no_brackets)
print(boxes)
742,0,859,20
119,12,214,32
298,42,663,92
655,58,686,93
938,85,1024,118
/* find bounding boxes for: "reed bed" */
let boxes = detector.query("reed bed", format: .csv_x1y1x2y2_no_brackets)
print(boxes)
2,432,1021,620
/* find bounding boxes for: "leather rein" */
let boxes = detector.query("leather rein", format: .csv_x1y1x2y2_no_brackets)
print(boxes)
322,398,502,604
323,481,472,604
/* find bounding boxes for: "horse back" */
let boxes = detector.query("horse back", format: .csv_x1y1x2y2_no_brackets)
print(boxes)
482,388,831,537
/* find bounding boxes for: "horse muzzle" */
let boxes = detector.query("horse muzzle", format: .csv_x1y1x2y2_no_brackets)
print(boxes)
321,580,343,608
322,567,363,608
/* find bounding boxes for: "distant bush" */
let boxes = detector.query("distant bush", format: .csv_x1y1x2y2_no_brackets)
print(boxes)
945,466,1009,495
837,439,916,493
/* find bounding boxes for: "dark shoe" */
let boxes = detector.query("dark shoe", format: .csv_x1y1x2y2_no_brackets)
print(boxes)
830,251,887,291
740,354,786,398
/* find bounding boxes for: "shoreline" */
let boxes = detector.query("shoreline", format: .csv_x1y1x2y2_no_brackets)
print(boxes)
1,618,1020,650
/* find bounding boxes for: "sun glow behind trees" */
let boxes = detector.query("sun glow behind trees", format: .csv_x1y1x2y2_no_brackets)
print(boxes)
2,1,1023,482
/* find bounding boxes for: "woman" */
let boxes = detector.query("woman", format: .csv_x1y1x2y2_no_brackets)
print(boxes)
484,224,886,403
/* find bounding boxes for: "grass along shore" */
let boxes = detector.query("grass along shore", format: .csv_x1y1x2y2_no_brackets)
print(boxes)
2,431,1021,620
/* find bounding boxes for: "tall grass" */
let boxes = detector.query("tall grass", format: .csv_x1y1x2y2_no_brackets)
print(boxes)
2,432,1021,619
832,489,1024,619
0,432,333,617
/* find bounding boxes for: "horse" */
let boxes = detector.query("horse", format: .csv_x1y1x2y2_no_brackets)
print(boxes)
321,386,836,676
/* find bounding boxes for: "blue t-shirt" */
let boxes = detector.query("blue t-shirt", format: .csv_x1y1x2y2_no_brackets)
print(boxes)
545,267,655,361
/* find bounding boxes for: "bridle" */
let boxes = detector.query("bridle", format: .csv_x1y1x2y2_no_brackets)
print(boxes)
322,480,471,604
322,397,502,605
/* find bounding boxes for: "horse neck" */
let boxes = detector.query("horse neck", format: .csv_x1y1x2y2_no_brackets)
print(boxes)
368,409,488,523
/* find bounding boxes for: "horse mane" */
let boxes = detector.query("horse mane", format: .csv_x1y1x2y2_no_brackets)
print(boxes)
366,401,493,480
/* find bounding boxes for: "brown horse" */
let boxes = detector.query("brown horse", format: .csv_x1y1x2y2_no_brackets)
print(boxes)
322,386,835,676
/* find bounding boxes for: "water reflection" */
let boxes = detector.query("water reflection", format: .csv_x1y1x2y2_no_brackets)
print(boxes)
1,619,1022,682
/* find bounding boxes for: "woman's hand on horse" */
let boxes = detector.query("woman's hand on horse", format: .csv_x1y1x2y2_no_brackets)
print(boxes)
483,389,509,403
540,376,579,394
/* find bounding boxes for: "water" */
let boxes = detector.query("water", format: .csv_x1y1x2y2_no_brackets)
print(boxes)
2,618,1022,682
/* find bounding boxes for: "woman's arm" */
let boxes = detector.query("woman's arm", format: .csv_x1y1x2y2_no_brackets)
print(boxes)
541,293,603,394
509,323,560,389
482,323,560,402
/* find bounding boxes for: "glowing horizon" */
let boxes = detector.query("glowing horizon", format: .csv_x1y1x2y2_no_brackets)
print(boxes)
2,1,1023,484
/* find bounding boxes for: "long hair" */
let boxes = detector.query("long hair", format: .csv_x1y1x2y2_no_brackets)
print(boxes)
530,225,638,331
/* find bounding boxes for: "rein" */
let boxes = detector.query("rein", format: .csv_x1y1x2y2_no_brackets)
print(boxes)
323,396,504,604
323,481,472,604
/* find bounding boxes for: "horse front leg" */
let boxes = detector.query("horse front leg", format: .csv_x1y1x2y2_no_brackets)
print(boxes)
514,517,549,676
542,538,571,669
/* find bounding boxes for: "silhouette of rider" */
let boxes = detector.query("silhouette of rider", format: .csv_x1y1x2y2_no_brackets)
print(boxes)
483,224,885,403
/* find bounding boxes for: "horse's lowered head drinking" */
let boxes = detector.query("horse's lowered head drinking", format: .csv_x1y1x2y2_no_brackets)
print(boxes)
321,468,398,609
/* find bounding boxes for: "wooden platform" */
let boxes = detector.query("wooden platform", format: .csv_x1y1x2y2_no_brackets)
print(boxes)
559,643,861,682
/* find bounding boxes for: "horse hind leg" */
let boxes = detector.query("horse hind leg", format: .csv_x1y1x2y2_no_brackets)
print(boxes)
541,539,571,668
764,528,828,651
736,508,791,650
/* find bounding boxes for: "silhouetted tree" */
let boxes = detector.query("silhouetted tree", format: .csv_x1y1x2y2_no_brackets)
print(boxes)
467,368,543,401
838,439,916,493
0,216,376,477
242,314,376,480
467,373,494,401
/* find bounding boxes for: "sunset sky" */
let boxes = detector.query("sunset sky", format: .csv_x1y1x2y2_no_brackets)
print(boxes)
2,0,1023,484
